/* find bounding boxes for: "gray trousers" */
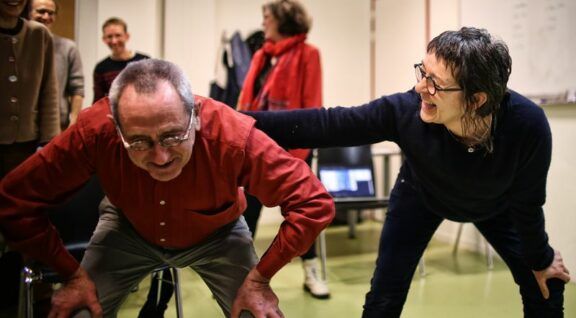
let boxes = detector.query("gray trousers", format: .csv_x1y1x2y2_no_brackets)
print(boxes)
73,198,258,318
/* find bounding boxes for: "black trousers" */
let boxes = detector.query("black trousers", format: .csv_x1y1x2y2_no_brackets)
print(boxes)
362,176,565,318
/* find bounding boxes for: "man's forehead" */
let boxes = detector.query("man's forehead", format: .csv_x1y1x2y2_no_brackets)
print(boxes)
117,84,186,122
32,0,55,8
104,24,126,34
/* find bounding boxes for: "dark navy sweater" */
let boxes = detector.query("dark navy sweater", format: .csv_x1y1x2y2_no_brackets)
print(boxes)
248,89,554,270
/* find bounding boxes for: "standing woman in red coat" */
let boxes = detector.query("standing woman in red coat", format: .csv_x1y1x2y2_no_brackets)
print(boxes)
237,0,328,299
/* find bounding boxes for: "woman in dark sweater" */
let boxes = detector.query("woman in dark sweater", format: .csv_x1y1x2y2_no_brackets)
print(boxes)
246,27,571,318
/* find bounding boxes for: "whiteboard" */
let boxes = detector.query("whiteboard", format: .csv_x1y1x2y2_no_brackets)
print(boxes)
461,0,576,100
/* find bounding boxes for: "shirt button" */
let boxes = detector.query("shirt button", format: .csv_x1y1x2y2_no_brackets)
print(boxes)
10,97,17,103
11,37,18,44
10,115,19,122
159,222,166,226
8,75,17,82
159,200,166,205
159,238,166,242
8,56,15,63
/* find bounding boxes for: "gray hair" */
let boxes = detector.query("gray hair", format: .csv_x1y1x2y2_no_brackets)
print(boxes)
108,59,195,128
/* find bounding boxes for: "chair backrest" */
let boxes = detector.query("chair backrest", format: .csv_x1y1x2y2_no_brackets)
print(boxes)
316,145,377,199
47,176,104,249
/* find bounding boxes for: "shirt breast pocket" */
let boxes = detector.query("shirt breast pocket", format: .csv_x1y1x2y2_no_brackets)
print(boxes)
184,200,242,229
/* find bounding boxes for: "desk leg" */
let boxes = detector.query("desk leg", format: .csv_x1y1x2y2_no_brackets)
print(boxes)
347,209,358,239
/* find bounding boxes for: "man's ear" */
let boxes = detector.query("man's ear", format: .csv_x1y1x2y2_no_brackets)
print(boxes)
193,103,201,131
472,92,488,109
194,115,201,131
106,114,117,126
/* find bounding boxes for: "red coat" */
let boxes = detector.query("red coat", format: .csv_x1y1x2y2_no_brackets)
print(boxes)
238,34,322,160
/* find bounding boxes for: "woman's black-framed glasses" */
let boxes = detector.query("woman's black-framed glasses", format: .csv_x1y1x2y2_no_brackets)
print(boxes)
414,63,462,96
116,114,195,151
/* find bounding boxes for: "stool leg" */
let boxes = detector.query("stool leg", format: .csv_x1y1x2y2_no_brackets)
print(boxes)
347,209,358,239
154,270,164,305
171,268,184,318
18,266,36,318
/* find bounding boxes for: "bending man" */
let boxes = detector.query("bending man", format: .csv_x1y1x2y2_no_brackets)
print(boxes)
0,59,334,317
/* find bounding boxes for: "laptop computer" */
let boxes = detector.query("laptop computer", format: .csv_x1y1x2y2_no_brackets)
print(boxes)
318,166,388,207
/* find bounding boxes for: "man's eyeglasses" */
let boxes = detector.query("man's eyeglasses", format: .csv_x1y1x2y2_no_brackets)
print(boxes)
34,8,57,16
414,63,462,96
116,114,195,151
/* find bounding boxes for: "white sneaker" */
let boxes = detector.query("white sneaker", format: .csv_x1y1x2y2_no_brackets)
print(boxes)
302,258,330,299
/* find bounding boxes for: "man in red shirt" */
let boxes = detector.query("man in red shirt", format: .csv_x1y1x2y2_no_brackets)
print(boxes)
0,59,334,318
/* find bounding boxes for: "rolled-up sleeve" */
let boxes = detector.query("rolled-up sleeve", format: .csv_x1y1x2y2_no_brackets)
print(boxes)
239,127,335,279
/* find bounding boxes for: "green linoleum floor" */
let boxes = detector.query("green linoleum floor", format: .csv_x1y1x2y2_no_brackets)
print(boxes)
119,221,576,317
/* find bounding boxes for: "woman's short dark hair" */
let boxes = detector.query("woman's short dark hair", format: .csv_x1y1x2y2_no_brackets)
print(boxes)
428,27,512,151
263,0,311,36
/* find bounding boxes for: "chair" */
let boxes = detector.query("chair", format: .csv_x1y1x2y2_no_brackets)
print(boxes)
17,176,184,317
316,145,390,238
314,146,427,279
315,146,391,280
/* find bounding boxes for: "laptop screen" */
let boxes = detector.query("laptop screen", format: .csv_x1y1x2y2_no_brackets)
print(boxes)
318,166,375,198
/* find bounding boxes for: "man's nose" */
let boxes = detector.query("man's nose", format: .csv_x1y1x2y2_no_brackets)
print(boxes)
149,144,171,165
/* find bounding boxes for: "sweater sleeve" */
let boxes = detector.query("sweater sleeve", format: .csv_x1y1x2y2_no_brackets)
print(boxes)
239,128,335,279
245,91,414,149
507,108,555,270
38,29,60,143
67,43,85,97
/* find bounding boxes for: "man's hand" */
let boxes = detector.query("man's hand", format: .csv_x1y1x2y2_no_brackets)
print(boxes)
532,249,571,299
231,268,284,318
48,267,102,318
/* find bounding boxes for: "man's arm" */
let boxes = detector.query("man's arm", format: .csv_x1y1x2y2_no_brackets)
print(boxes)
0,119,95,278
68,95,83,126
232,125,334,317
49,267,103,318
231,268,283,318
67,43,85,127
240,127,334,278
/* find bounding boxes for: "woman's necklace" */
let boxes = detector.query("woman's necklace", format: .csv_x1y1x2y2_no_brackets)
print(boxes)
446,128,477,153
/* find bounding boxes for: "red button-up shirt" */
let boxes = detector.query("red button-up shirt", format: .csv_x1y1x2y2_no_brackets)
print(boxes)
0,96,334,279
